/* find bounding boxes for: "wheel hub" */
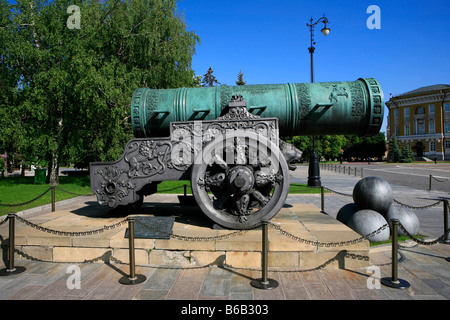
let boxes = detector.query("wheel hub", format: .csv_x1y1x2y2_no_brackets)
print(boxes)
226,166,254,194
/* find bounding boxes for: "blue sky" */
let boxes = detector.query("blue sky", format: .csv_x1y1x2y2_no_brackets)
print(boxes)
5,0,450,134
178,0,450,133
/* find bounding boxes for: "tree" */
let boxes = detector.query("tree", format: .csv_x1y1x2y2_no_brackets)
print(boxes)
202,67,220,87
235,69,246,85
191,74,202,87
289,133,386,162
399,143,414,163
0,0,200,184
344,133,386,161
289,135,347,161
388,137,401,163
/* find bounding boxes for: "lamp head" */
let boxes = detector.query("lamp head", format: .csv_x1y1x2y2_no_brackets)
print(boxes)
321,25,330,36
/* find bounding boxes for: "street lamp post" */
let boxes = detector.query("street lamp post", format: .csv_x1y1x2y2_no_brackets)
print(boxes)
306,15,330,187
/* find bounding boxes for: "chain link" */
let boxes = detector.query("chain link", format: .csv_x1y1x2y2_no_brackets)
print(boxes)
392,198,443,210
267,221,389,247
322,186,353,198
0,187,51,207
0,215,8,226
431,175,450,183
223,250,370,273
323,186,445,210
134,219,253,241
15,215,128,236
398,222,449,246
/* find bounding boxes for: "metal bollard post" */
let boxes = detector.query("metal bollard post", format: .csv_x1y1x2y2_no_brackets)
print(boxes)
51,185,56,212
0,213,26,276
429,175,432,191
250,220,278,290
381,219,410,289
361,168,363,178
119,217,146,285
442,200,449,244
321,186,325,212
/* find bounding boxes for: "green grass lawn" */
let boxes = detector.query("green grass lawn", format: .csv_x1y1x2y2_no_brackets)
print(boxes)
370,234,425,247
0,176,93,216
0,176,324,216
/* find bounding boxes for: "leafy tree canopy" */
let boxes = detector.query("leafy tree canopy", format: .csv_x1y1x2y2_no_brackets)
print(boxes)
0,0,200,183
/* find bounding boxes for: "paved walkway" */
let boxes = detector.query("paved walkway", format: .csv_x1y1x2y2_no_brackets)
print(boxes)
0,165,449,305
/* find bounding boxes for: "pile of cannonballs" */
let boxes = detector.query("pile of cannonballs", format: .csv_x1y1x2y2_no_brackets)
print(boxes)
336,176,420,242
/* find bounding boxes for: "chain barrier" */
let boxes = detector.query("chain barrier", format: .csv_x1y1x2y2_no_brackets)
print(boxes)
2,213,446,275
157,184,191,193
268,221,389,248
13,246,222,270
223,250,369,273
5,208,446,248
14,215,128,237
0,187,51,207
0,184,191,209
323,186,445,210
398,223,449,246
392,198,443,210
134,218,252,241
322,186,352,198
54,186,94,197
0,215,8,226
1,179,448,274
0,185,95,208
431,175,450,183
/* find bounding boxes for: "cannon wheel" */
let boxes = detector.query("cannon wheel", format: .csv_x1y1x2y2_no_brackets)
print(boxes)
191,132,289,229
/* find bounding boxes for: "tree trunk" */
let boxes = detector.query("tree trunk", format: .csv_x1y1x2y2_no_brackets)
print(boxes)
49,151,59,185
21,160,26,176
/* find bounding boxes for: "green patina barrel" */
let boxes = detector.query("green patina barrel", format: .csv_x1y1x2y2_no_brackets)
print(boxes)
131,78,384,138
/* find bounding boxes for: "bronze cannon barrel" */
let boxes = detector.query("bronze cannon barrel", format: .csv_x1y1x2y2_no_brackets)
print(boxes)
131,77,384,138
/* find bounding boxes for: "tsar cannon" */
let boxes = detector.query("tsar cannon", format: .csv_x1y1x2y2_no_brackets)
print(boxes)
90,78,384,229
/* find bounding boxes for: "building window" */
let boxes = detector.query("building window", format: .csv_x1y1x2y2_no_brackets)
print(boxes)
430,142,436,152
394,109,399,118
404,108,410,117
444,103,450,112
429,104,435,114
429,120,435,134
416,119,425,134
416,106,425,115
446,140,450,149
445,122,450,133
404,125,410,135
395,126,399,136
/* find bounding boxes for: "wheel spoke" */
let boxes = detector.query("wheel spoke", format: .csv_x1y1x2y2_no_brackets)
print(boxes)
251,190,270,206
235,194,250,222
205,172,226,188
213,154,228,170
